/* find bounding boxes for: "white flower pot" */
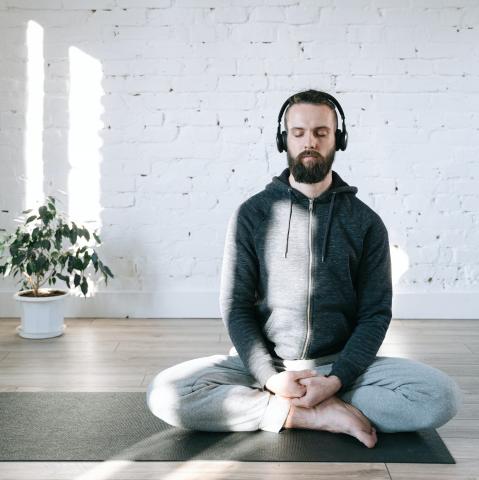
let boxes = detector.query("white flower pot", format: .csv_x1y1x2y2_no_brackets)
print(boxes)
13,289,68,339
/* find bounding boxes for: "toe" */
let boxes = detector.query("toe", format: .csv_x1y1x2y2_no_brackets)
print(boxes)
355,429,375,448
356,424,378,448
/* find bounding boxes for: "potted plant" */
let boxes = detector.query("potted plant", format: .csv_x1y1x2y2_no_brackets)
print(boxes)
0,196,113,339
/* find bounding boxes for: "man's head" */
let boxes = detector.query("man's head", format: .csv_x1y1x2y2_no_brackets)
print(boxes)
283,90,338,184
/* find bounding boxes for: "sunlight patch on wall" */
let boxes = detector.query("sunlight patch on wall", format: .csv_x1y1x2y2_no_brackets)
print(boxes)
68,47,104,297
24,20,45,209
391,244,409,288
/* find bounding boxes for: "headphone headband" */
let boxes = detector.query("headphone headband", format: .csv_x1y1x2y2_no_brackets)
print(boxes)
276,90,348,152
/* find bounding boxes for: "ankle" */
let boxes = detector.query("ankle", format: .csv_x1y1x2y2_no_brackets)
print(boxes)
284,401,310,429
283,396,338,430
284,402,295,429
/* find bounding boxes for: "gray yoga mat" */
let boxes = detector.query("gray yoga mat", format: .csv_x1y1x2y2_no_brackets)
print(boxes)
0,392,455,463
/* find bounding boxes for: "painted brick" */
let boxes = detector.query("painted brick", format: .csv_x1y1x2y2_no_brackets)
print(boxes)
0,0,478,318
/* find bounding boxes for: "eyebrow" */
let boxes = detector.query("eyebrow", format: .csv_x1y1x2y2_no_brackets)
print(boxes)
291,126,331,131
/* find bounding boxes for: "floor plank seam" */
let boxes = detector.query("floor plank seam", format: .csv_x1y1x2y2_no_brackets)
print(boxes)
385,462,393,480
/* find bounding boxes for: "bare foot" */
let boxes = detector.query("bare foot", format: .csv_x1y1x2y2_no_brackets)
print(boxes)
283,395,378,448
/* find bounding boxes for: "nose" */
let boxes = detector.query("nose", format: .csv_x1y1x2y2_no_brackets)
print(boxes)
304,131,317,150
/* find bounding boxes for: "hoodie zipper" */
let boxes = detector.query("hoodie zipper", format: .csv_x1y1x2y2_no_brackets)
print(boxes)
300,198,314,359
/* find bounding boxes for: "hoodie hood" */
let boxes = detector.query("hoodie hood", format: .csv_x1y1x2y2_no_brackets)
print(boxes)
266,168,358,262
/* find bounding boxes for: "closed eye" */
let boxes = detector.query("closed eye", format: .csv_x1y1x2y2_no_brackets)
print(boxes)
293,133,327,137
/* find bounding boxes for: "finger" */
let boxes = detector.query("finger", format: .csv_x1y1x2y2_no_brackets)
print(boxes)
297,377,313,387
293,369,317,380
292,385,307,397
290,386,307,398
291,397,306,407
292,394,314,408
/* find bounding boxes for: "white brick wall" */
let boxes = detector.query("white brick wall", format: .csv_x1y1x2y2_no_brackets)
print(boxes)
1,0,479,319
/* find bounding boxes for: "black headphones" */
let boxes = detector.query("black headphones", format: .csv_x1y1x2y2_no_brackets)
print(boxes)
276,90,348,153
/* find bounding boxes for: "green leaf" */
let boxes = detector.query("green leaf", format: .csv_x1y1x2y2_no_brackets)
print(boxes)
54,230,62,250
103,264,114,278
70,228,77,245
57,273,69,283
73,257,83,271
56,272,71,289
67,255,75,273
91,252,99,272
74,273,81,287
47,198,56,212
12,253,25,266
93,232,101,244
80,276,88,296
82,228,90,241
82,252,91,269
35,253,49,272
38,205,49,224
26,215,37,224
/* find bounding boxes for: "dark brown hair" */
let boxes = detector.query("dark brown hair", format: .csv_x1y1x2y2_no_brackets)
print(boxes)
284,89,338,131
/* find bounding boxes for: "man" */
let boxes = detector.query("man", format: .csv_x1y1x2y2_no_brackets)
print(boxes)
147,90,462,449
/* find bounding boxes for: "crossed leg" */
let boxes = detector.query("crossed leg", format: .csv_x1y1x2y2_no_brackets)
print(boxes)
146,353,463,448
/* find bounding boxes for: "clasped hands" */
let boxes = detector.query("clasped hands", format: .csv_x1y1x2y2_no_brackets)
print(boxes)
265,369,342,408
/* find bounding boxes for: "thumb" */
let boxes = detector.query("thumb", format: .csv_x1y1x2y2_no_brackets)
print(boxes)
293,369,317,380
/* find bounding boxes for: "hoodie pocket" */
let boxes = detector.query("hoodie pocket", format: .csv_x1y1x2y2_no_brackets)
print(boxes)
263,308,307,358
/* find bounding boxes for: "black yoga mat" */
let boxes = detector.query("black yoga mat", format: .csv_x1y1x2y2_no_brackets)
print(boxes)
0,392,455,463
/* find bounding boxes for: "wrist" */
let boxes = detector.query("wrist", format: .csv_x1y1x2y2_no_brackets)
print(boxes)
326,374,342,389
264,374,276,392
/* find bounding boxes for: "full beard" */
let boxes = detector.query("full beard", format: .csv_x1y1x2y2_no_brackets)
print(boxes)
287,147,335,184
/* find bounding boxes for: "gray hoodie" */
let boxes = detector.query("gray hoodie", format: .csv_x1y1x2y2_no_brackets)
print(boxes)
219,167,392,394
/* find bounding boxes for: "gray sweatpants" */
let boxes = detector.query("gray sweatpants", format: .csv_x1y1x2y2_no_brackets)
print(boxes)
146,348,463,433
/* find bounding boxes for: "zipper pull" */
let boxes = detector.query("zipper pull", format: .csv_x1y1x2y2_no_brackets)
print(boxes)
309,199,313,211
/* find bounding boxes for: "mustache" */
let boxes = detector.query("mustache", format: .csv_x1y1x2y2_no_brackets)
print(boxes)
298,150,321,159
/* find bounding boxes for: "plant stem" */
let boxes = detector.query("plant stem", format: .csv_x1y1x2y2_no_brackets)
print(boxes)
22,272,34,292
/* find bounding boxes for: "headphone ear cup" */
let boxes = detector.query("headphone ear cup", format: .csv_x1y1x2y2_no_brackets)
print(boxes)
281,131,288,152
335,129,348,151
335,129,341,151
276,131,283,152
276,130,286,152
340,129,348,151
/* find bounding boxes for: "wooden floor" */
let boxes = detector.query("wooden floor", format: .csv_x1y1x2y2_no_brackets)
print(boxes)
0,317,478,480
